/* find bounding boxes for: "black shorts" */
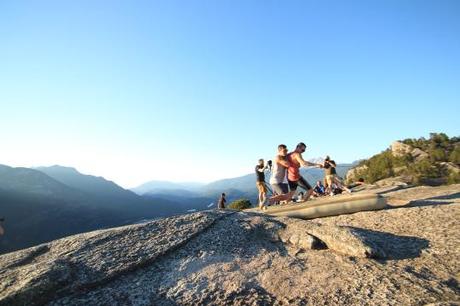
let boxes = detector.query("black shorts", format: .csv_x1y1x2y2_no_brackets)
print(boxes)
288,176,312,191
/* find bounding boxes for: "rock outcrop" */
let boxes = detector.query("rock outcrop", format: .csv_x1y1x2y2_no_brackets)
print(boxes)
345,164,368,182
441,162,460,174
391,141,429,161
347,139,460,186
1,185,459,305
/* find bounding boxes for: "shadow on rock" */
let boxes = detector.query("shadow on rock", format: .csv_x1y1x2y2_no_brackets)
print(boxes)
218,280,279,305
387,191,460,209
348,227,429,262
424,192,460,201
405,200,455,208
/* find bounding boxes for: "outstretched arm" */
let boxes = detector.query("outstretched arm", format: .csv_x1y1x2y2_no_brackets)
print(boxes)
324,160,336,168
295,153,321,168
257,165,270,172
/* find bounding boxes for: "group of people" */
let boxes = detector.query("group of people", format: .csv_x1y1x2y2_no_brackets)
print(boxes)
255,142,353,210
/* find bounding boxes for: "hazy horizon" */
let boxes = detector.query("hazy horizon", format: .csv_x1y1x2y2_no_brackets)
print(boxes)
1,158,353,189
1,1,459,188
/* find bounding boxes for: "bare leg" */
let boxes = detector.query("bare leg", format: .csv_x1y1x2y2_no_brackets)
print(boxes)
334,177,352,193
259,192,268,209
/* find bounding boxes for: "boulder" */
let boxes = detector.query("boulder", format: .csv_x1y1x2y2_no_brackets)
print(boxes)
346,165,368,182
278,218,384,258
440,162,460,174
391,141,429,162
411,148,429,162
391,141,413,156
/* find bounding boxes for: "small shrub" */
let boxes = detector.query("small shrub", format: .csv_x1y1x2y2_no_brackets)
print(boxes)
409,160,442,185
449,146,460,165
447,172,460,184
228,198,252,210
363,150,395,183
429,148,447,162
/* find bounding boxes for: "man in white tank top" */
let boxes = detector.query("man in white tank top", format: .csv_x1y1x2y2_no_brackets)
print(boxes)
268,144,296,205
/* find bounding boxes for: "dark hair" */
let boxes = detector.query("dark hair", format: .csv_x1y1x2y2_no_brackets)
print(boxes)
296,142,306,149
221,193,226,196
358,178,364,182
278,144,287,150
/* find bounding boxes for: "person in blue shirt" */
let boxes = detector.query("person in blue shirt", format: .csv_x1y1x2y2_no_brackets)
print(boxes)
313,180,326,197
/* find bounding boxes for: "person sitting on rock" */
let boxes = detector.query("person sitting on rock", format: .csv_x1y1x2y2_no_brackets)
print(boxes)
296,191,304,202
347,178,366,190
333,183,344,195
313,180,326,197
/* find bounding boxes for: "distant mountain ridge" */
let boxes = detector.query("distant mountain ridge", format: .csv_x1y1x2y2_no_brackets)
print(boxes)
132,180,205,195
0,165,86,199
0,165,202,254
133,163,354,203
35,165,134,196
35,165,141,206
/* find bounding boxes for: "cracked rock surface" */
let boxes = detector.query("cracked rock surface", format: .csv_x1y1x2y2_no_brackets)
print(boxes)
1,185,459,305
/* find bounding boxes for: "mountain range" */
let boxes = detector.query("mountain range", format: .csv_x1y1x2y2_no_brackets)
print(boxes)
0,165,202,254
133,163,353,200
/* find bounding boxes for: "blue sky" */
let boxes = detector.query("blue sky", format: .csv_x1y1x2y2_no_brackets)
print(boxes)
1,0,459,188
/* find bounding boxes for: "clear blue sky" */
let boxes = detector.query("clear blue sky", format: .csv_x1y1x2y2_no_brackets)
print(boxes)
1,0,459,188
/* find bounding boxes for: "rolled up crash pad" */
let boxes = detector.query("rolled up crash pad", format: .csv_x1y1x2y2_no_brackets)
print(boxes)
256,193,387,219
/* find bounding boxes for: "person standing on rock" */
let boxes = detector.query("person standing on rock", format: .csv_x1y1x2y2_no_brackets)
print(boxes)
0,218,4,236
217,193,226,209
321,156,351,194
255,158,270,209
322,155,337,190
287,142,322,201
